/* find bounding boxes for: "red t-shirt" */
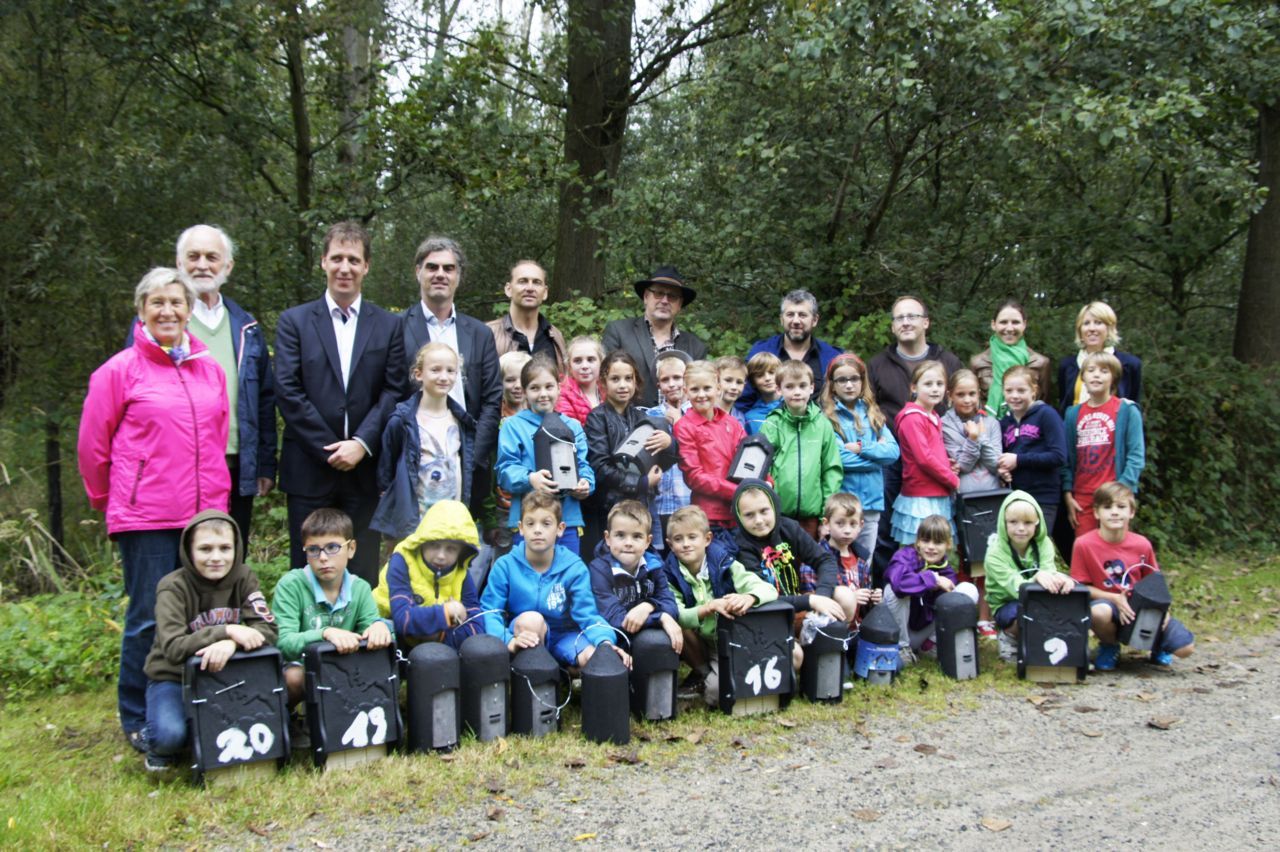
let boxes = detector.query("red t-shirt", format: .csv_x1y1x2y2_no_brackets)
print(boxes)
1069,529,1159,596
1072,395,1121,506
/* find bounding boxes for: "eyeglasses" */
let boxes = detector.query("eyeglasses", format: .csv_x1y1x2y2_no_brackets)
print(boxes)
647,289,682,302
304,541,350,559
833,375,863,385
892,313,926,323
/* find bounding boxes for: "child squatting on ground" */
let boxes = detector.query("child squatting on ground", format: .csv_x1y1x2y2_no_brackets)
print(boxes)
883,514,979,665
588,499,682,651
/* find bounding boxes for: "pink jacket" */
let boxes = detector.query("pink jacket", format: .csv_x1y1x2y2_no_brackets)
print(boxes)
78,326,231,535
675,407,747,525
555,375,599,426
895,402,959,498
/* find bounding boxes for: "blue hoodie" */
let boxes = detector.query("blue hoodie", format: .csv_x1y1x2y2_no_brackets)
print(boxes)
830,398,899,511
588,550,676,634
480,544,613,647
496,409,594,528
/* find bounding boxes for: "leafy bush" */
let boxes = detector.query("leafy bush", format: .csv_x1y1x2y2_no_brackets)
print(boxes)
0,588,125,699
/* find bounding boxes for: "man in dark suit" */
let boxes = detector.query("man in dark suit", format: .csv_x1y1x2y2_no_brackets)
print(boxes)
400,235,502,519
275,221,407,585
602,266,708,407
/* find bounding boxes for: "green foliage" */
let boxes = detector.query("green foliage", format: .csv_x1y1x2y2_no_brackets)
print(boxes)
0,589,124,699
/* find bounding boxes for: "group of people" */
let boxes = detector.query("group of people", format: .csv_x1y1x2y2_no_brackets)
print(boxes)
78,220,1191,772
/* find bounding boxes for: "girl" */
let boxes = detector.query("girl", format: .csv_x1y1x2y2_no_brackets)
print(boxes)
496,355,594,554
674,360,747,547
983,491,1070,662
883,515,978,663
821,353,899,558
374,343,475,539
997,366,1067,532
891,360,959,545
970,300,1053,416
585,351,678,532
940,368,1003,636
556,336,605,425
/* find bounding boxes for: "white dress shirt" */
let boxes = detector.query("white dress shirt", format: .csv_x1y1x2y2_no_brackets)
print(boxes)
191,292,226,328
326,292,363,444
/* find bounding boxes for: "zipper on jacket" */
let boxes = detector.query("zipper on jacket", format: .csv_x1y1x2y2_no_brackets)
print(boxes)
175,365,204,512
130,458,147,505
794,418,803,517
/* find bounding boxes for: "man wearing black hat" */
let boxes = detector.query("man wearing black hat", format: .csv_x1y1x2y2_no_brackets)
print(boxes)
602,266,708,407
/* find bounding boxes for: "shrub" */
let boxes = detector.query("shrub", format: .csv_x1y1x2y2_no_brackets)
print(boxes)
0,588,125,699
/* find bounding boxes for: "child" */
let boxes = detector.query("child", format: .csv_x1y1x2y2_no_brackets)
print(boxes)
941,367,1002,635
499,350,533,420
891,360,959,545
1070,482,1194,670
645,350,693,548
588,500,682,651
997,365,1067,532
883,515,978,663
585,350,678,529
273,509,392,708
820,353,899,558
759,360,843,539
374,499,484,650
742,351,783,435
663,505,778,705
983,491,1072,662
970,299,1053,415
715,355,749,428
732,480,845,671
675,360,748,549
1062,352,1146,537
481,492,631,669
373,342,475,539
496,355,594,554
141,511,277,771
820,493,882,629
556,336,604,426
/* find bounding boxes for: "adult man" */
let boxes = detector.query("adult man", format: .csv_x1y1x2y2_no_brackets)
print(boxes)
602,266,708,407
486,259,567,372
275,221,407,585
400,236,502,515
867,295,965,579
739,289,843,408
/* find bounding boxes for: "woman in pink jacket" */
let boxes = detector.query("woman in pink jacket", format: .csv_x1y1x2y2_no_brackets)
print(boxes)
78,267,230,750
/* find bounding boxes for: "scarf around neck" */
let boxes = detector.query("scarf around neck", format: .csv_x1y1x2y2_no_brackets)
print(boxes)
985,334,1028,417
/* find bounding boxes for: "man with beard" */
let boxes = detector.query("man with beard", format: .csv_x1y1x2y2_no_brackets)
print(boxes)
738,289,843,409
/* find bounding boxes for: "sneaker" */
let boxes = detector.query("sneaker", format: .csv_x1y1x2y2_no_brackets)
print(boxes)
1094,643,1121,672
997,631,1018,663
919,638,937,658
897,646,916,667
677,672,705,700
977,620,997,639
126,730,148,754
144,753,174,773
1149,650,1174,666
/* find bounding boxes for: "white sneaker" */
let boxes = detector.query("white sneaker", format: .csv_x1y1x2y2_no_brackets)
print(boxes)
997,631,1018,663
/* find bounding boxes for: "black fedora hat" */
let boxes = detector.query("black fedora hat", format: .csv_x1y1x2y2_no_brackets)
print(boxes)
632,266,696,305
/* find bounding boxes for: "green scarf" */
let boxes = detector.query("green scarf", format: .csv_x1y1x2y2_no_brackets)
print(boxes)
985,334,1028,417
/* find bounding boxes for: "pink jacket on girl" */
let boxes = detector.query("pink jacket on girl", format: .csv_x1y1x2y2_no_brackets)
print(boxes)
555,375,599,426
895,402,960,499
78,325,231,535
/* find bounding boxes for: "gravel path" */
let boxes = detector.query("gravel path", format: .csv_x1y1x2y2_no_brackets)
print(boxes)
272,633,1280,850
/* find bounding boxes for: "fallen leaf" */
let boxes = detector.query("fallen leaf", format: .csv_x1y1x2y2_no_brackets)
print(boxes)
913,743,938,755
495,737,509,754
786,763,808,771
874,757,898,769
439,753,458,762
1193,687,1213,694
980,817,1013,832
1081,730,1103,738
776,718,797,728
685,728,705,745
1073,705,1100,713
573,833,597,842
939,753,957,760
564,757,586,768
112,754,124,763
1217,680,1246,689
853,809,881,822
313,842,331,850
1134,692,1157,702
731,737,750,749
468,831,491,842
485,778,504,794
894,734,911,743
608,750,642,765
1027,696,1049,706
1147,717,1181,731
486,806,504,822
248,825,271,837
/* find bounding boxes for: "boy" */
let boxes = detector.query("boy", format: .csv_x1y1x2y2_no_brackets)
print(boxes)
1071,482,1194,670
742,351,783,435
588,500,682,651
714,355,749,428
481,491,631,669
663,505,778,704
759,361,843,538
645,350,693,549
982,491,1071,662
141,511,277,771
374,499,483,651
273,508,392,708
675,360,748,548
820,493,882,629
499,350,532,420
1062,351,1146,537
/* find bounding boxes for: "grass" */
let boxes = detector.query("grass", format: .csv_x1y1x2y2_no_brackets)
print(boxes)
0,549,1274,848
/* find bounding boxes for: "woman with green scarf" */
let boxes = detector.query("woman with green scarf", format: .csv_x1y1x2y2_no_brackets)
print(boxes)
969,300,1052,417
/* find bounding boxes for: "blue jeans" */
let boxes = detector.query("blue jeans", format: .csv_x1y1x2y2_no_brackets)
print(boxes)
117,529,184,734
144,679,187,757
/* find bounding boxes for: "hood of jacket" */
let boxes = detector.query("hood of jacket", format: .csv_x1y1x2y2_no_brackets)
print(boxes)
178,509,248,592
395,499,479,576
731,478,782,549
989,490,1054,571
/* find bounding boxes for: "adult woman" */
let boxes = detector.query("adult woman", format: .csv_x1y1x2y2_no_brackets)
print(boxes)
1057,301,1143,412
970,300,1053,416
78,267,230,748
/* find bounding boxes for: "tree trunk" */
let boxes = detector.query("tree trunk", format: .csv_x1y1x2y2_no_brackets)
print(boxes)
552,0,634,301
1234,102,1280,365
283,7,314,296
44,415,66,571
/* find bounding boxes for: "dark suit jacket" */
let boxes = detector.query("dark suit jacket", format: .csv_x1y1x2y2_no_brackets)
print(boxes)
602,316,708,408
401,302,503,465
275,297,407,497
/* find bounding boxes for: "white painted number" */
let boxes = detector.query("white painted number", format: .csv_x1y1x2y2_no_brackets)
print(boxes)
743,655,781,696
340,706,389,749
215,722,275,764
1044,637,1068,665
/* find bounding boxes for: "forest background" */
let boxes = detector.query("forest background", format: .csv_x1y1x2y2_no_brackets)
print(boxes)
0,0,1277,696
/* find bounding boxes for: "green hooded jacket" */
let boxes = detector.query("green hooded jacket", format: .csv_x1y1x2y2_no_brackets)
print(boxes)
983,490,1064,612
758,401,843,519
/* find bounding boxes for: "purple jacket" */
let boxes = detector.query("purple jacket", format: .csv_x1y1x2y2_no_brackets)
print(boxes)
885,546,958,631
